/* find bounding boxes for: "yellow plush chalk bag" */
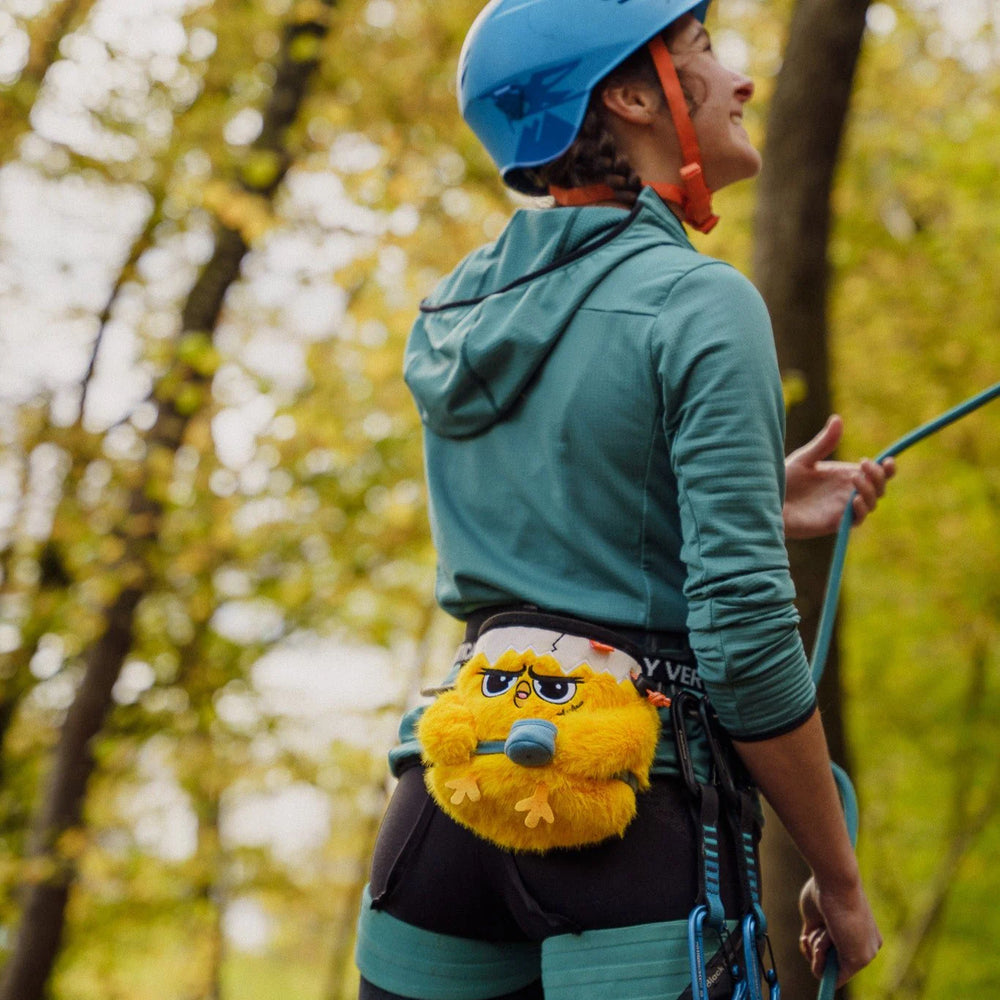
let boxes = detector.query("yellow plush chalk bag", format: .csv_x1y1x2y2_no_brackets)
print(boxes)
417,612,663,853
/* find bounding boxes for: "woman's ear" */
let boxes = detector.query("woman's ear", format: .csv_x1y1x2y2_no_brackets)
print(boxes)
600,81,661,126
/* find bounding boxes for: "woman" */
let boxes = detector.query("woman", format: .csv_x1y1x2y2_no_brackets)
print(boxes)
356,2,887,997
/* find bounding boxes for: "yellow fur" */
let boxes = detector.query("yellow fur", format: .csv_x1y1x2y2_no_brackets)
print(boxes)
418,648,660,852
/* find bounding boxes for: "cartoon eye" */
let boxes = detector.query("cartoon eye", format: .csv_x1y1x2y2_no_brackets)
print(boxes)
532,676,577,704
481,672,521,697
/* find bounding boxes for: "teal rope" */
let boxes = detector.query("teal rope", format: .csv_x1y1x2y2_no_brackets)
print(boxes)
810,380,1000,1000
817,762,859,1000
811,381,1000,683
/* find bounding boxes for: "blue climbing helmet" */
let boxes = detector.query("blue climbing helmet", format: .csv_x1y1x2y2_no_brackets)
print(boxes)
458,0,712,197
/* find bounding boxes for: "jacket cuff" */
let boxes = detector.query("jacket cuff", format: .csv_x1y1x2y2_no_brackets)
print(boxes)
722,700,818,743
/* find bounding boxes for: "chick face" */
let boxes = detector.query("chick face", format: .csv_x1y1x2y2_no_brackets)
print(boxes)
458,648,637,743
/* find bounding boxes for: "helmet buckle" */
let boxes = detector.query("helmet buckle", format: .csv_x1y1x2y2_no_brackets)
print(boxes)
679,162,719,233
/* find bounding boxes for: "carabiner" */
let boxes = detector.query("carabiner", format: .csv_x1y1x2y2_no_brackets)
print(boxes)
698,698,738,797
765,968,780,1000
671,689,704,798
741,912,780,1000
687,904,712,1000
730,960,750,1000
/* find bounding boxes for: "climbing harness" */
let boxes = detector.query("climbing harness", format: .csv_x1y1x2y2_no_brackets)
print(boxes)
702,701,779,1000
383,385,999,998
809,380,1000,1000
672,691,728,999
671,689,780,1000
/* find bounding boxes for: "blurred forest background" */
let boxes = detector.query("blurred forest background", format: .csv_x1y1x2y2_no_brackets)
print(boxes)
0,0,998,999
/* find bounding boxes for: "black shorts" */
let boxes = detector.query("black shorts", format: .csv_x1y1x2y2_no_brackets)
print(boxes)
369,763,751,939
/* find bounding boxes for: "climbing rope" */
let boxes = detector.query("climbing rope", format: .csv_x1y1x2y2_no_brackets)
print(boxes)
809,380,1000,1000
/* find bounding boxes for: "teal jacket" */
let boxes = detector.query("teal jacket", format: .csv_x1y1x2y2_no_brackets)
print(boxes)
403,188,815,743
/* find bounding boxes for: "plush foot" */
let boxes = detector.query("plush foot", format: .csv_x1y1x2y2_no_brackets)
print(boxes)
445,775,481,805
515,783,554,828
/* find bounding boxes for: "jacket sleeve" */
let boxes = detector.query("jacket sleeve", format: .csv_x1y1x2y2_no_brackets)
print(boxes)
653,261,816,740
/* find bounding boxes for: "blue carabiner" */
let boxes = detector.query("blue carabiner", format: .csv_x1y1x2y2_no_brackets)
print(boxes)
688,905,711,1000
765,968,780,1000
741,912,780,1000
731,964,750,1000
741,914,763,1000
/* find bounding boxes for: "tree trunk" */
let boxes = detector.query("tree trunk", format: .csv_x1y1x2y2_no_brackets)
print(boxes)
0,6,337,997
753,1,871,997
0,579,144,1000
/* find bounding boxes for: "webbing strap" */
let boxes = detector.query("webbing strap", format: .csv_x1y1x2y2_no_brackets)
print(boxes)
670,688,740,1000
697,696,774,997
549,181,691,213
700,789,725,927
550,183,617,206
736,798,766,930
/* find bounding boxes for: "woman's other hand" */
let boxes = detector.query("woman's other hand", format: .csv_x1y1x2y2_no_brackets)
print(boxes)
783,414,896,540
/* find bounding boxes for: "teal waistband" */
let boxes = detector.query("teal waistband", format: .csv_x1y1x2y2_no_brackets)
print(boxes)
355,886,541,1000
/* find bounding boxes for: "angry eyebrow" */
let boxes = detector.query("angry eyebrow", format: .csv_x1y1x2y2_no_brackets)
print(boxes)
528,666,586,683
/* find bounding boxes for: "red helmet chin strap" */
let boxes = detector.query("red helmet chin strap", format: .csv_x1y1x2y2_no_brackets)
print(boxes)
550,33,718,234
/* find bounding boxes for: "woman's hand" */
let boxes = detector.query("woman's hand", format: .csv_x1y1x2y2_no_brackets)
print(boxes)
734,713,883,989
799,874,883,987
784,414,896,540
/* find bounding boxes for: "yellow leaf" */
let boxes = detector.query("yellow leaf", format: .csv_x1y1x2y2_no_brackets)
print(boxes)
781,370,808,411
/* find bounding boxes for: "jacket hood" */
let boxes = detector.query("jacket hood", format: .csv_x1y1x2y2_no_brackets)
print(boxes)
404,188,692,438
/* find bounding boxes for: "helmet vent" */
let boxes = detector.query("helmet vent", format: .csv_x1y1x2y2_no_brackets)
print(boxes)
492,84,527,120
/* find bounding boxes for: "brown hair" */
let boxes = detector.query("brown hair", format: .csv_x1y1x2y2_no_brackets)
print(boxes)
522,23,700,205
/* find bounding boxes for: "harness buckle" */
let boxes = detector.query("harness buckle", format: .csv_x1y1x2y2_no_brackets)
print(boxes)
679,162,719,233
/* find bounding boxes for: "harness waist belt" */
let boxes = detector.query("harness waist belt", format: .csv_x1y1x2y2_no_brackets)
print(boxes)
463,607,690,655
461,609,696,688
471,619,643,684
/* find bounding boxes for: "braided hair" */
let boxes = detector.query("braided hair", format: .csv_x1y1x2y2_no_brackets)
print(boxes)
523,25,700,206
542,98,646,203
